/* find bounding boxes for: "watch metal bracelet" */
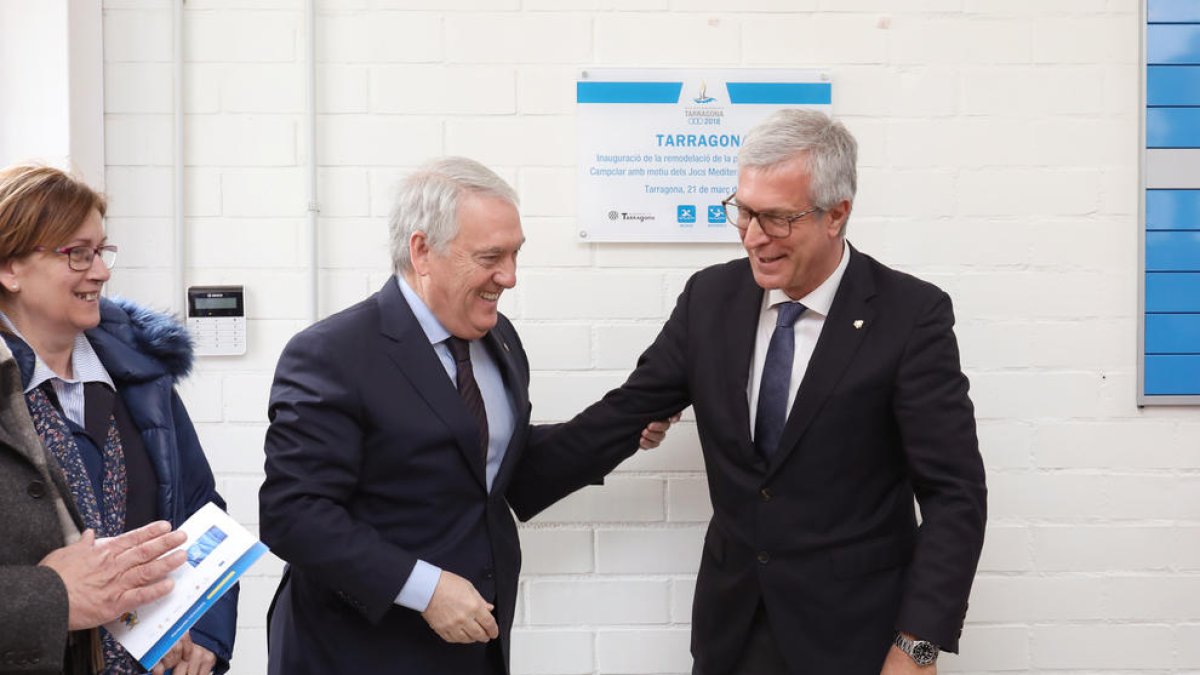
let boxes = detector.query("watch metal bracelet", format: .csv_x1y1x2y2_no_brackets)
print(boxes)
893,632,939,666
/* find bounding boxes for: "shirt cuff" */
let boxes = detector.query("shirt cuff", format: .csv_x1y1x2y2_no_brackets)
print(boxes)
394,560,442,612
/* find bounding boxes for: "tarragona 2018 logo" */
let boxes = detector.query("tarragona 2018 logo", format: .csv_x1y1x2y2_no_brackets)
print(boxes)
685,81,724,128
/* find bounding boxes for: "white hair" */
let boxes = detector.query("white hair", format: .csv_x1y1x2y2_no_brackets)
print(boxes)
738,109,857,213
389,157,519,273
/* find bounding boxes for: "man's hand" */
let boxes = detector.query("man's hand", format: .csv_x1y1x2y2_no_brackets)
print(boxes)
421,570,499,644
881,639,937,675
38,521,187,630
639,412,682,450
151,632,218,675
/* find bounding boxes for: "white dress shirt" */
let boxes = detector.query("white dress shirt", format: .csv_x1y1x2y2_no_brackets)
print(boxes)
0,310,115,427
747,241,851,442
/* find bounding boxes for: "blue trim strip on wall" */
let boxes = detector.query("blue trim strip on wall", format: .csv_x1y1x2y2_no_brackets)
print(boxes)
1146,314,1200,353
1148,66,1200,105
1147,25,1200,64
1146,272,1200,312
725,82,832,105
1147,231,1200,270
1147,108,1200,147
1150,0,1200,23
1144,10,1200,399
576,82,683,104
1146,355,1200,394
1147,189,1200,229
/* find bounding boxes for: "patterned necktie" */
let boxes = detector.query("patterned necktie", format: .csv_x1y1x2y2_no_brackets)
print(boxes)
446,337,489,459
754,302,807,459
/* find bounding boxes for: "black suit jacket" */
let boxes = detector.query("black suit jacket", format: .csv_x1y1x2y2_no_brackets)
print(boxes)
261,279,600,675
513,247,987,674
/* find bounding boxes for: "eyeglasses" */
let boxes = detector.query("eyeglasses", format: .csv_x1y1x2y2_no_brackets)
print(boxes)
35,244,119,272
721,192,823,239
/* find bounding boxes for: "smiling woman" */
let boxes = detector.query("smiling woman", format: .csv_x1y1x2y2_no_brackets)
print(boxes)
0,165,238,675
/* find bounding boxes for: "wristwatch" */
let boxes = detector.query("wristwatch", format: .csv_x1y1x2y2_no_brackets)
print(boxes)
893,632,939,666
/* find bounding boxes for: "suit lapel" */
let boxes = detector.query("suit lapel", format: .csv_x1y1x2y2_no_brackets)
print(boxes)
724,264,766,464
0,345,38,466
376,280,487,490
768,246,877,477
0,346,87,532
0,402,37,465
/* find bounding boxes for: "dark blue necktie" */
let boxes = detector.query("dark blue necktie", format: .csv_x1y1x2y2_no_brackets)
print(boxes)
446,337,489,459
754,302,806,459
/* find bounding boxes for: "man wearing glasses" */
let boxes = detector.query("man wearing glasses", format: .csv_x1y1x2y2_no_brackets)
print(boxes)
515,109,987,674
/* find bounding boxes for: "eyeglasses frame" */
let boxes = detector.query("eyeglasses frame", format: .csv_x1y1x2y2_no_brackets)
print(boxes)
33,244,119,272
721,191,824,239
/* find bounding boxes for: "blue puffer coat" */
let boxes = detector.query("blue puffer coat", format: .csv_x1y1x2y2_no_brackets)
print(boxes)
3,297,237,673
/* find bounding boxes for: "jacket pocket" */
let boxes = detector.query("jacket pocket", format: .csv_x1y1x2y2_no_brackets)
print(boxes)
829,533,915,579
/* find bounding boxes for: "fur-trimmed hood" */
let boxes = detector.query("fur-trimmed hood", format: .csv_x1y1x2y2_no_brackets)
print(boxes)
87,297,195,383
94,297,195,381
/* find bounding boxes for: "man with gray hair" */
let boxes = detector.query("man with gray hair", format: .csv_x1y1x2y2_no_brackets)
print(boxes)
515,109,988,674
260,157,670,675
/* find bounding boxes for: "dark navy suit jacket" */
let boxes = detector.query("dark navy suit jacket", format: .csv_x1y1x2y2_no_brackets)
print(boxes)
513,247,988,674
260,279,638,675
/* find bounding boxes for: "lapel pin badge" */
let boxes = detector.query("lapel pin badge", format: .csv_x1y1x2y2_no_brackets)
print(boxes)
502,340,511,352
853,320,864,329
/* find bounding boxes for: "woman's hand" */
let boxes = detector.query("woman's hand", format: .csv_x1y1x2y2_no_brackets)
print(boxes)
151,632,218,675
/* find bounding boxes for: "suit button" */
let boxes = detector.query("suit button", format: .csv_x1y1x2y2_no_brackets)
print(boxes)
757,551,770,564
760,488,772,502
27,481,46,499
483,568,494,580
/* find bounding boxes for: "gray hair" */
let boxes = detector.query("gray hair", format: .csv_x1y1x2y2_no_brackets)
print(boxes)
738,109,857,213
389,157,519,273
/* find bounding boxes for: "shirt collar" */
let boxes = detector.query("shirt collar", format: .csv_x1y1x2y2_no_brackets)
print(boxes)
764,239,851,316
396,274,452,347
0,310,115,394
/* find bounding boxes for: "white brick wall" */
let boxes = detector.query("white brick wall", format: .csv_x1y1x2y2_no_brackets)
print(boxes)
528,579,671,625
95,1,1200,673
